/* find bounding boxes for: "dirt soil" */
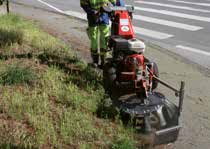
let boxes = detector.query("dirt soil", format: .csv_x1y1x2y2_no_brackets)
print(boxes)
10,3,210,149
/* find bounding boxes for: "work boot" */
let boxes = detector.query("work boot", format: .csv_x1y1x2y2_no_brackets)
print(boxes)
91,53,99,68
99,48,107,68
100,55,105,67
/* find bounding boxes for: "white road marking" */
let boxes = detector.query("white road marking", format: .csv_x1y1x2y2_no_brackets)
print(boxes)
35,0,173,40
36,0,64,13
65,11,86,20
168,0,210,7
133,14,203,31
134,27,174,39
176,45,210,56
35,0,210,64
135,1,210,13
64,11,174,39
134,7,210,22
35,0,87,20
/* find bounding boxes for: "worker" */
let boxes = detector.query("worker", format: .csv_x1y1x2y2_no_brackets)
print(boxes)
116,0,125,6
80,0,124,67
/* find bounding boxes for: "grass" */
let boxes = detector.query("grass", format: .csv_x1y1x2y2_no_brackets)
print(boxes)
0,28,23,47
111,137,136,149
0,63,37,85
0,14,138,148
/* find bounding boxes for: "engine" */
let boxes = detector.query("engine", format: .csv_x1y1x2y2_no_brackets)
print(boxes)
118,54,145,82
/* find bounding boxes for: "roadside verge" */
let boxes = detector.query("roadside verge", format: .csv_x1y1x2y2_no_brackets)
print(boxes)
7,2,210,149
0,13,140,148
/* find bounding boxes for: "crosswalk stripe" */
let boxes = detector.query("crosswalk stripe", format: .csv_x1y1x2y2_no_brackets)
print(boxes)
65,11,173,40
168,0,210,7
65,11,174,40
134,27,174,39
134,7,210,22
135,1,210,13
176,45,210,56
133,14,203,31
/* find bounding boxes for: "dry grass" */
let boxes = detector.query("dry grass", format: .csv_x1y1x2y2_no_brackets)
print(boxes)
0,14,137,149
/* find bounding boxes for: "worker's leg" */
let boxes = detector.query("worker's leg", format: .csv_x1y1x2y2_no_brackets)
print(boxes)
87,26,99,65
99,24,109,66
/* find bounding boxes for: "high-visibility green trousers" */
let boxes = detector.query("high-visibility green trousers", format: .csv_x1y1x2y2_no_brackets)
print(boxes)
87,25,109,56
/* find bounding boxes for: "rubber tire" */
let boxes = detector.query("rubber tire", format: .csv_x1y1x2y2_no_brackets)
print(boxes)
152,62,159,90
103,62,116,94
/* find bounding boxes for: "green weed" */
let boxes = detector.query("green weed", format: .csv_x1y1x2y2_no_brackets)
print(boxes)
0,144,28,149
0,14,137,148
0,28,23,47
0,64,37,85
111,137,136,149
60,108,99,144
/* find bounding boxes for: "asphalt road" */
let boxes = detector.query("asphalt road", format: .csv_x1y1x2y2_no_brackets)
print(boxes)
11,0,210,70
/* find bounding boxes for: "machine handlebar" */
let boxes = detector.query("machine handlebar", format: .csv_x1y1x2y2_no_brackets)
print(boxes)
101,5,134,13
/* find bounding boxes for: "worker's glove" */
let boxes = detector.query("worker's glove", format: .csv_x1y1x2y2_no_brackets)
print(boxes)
90,9,99,15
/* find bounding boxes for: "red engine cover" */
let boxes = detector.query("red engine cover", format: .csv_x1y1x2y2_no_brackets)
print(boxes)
118,54,145,82
124,54,145,71
114,10,135,39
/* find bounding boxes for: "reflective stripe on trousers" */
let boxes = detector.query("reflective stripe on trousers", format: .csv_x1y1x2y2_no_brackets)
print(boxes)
87,25,109,56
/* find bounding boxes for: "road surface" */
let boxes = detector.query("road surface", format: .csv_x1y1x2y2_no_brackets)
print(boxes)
11,0,210,70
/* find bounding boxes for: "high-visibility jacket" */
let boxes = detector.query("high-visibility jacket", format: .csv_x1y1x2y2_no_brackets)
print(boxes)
81,0,125,26
81,0,115,10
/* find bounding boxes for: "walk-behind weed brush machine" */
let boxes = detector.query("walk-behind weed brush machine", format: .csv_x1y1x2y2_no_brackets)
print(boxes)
102,5,185,146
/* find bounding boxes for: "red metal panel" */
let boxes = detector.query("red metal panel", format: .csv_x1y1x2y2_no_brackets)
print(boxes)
114,11,135,39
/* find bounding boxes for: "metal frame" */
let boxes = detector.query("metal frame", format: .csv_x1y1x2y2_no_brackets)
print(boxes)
146,66,185,145
153,76,185,116
147,67,185,117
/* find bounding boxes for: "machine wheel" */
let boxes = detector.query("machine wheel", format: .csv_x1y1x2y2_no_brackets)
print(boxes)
150,112,161,129
162,100,179,127
103,62,116,94
145,57,159,90
152,62,159,90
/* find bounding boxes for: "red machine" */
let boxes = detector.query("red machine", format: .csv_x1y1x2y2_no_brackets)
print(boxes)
104,6,157,99
112,9,135,39
102,5,185,146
